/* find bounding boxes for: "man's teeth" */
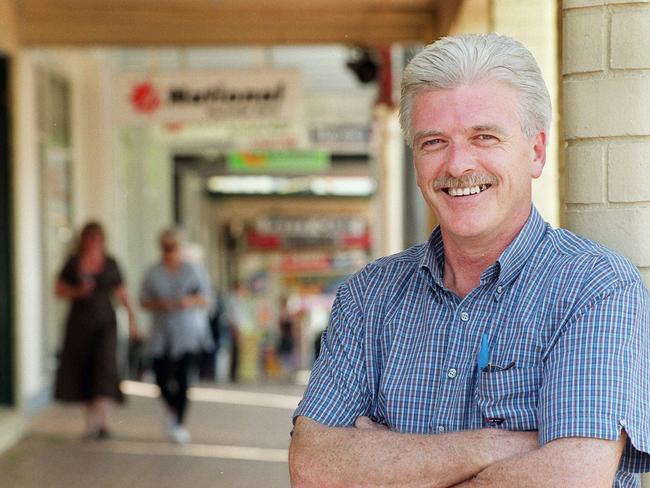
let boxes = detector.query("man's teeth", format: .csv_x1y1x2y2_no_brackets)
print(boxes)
447,184,488,197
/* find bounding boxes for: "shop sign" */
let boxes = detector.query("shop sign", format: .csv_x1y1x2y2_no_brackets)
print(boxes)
247,216,370,250
227,150,329,174
278,251,368,274
258,215,366,238
309,124,370,153
279,253,332,273
160,119,307,150
116,69,304,125
306,92,373,154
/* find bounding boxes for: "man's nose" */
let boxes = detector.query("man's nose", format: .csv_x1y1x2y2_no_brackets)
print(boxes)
444,142,477,177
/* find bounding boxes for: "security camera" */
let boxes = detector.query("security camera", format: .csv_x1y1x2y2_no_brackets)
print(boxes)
346,49,378,84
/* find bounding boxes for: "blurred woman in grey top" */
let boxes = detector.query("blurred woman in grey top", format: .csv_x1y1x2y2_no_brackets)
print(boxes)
140,228,213,444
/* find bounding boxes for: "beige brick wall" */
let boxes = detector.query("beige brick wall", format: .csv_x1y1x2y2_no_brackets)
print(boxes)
564,143,605,204
611,9,650,68
563,1,650,302
609,142,650,202
566,0,650,6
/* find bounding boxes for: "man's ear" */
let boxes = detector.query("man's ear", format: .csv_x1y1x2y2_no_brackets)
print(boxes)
530,130,547,179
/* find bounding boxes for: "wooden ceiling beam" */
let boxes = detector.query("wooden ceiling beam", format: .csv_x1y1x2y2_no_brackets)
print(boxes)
17,24,433,47
15,0,458,47
18,0,438,13
16,9,431,28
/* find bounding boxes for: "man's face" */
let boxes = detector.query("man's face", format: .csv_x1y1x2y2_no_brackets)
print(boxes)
160,238,180,263
81,231,104,252
410,79,546,246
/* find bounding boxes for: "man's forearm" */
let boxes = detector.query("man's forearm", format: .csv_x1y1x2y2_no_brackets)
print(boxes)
289,417,538,488
452,434,626,488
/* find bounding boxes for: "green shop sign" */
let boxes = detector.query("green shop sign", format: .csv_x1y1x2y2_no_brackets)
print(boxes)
227,150,330,174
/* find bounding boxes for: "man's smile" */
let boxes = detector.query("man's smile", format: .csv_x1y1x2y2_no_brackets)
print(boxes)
444,184,491,197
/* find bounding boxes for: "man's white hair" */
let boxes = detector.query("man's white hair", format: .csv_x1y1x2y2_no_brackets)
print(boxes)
399,33,552,147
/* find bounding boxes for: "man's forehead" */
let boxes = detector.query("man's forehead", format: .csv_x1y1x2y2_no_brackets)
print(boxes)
412,79,519,106
410,82,520,131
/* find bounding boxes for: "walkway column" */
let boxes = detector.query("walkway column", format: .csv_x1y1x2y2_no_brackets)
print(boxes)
563,0,650,296
490,0,559,227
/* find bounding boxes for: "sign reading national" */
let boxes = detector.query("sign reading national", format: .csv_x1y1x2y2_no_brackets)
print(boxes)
115,70,304,125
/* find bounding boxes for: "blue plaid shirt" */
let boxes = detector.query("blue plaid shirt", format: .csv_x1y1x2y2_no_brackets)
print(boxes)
295,207,650,487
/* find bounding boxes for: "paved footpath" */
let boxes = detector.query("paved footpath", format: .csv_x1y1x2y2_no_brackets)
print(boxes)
0,381,305,488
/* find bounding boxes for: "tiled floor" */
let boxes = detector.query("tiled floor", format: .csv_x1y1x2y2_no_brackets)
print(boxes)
0,381,304,488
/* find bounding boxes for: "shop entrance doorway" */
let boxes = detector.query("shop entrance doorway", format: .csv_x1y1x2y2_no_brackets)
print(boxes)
0,54,14,406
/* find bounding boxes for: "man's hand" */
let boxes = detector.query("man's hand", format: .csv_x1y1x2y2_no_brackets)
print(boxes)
140,297,175,311
158,298,176,311
354,416,389,431
178,295,194,309
77,279,95,298
178,293,208,310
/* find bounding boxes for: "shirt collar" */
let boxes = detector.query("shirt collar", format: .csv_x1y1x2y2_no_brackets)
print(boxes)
420,205,548,290
420,226,446,288
493,205,547,287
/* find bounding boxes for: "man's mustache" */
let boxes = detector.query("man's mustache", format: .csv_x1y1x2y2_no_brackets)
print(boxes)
431,173,498,190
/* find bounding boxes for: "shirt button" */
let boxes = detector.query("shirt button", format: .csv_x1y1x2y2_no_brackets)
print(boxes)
460,311,469,322
437,425,445,432
496,286,503,294
447,368,458,379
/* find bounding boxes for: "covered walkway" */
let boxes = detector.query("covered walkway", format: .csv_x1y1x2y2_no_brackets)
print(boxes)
0,381,303,487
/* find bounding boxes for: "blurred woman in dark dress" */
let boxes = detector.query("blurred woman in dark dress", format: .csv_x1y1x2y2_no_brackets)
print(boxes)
54,221,139,440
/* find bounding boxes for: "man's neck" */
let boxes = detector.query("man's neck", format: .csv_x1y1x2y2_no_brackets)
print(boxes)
441,224,524,299
442,245,499,298
163,258,182,273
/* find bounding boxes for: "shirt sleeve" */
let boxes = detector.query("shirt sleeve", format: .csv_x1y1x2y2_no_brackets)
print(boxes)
107,257,124,289
58,256,78,285
293,280,371,426
139,268,155,302
193,264,214,309
538,279,650,472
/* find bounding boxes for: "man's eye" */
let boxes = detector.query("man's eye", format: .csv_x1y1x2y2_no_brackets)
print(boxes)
422,138,443,147
477,134,497,141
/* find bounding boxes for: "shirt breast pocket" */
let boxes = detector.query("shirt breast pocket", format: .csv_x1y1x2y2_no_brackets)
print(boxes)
475,366,541,431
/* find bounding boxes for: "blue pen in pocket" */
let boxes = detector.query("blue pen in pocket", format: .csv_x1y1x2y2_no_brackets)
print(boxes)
478,333,489,372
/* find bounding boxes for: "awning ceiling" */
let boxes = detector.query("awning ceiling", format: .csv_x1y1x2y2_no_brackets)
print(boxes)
14,0,464,46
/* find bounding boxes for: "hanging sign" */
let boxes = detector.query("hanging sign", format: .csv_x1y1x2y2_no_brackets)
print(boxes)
227,150,329,174
306,92,374,154
247,216,371,250
115,69,304,125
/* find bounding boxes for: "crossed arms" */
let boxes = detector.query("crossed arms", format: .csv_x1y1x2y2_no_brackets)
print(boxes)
290,271,645,486
289,416,626,487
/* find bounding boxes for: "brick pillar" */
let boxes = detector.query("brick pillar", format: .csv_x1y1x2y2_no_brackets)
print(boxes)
563,1,650,300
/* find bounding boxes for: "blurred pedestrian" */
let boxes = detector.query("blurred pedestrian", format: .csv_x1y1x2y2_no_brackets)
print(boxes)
226,280,258,382
54,221,139,440
276,296,297,379
199,292,226,381
140,228,213,444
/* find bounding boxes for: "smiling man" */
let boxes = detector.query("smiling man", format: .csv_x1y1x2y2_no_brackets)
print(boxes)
289,34,650,487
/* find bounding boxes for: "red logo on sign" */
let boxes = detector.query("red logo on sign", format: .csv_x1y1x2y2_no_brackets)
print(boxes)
130,82,161,114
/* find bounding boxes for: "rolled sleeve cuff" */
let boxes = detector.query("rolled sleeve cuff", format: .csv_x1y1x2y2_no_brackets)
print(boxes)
540,415,650,473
